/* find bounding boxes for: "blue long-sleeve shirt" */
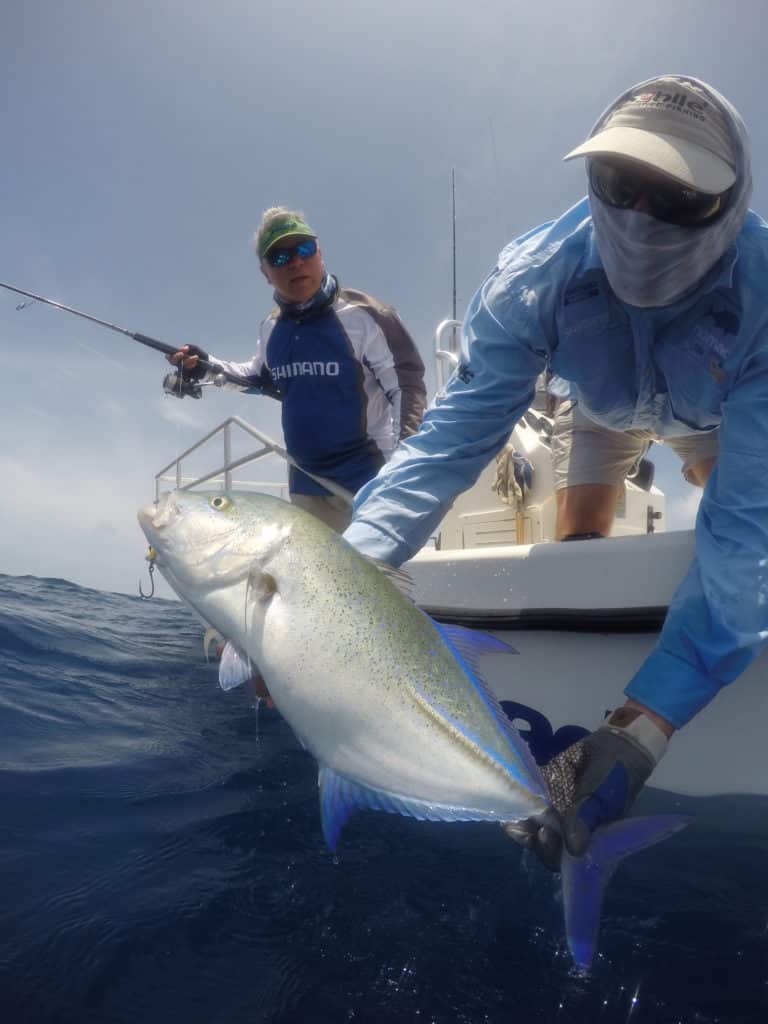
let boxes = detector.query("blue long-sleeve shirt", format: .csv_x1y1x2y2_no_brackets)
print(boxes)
344,198,768,728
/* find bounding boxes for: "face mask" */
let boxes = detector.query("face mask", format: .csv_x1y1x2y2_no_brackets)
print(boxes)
587,76,753,308
590,195,732,307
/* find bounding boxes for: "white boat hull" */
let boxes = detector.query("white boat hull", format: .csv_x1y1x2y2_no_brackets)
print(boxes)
408,531,768,798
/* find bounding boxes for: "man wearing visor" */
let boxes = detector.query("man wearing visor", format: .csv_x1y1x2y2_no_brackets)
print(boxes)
169,206,426,532
169,207,426,709
343,76,763,868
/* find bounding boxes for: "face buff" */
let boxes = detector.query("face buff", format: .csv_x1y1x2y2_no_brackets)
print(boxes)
588,77,753,308
274,272,338,319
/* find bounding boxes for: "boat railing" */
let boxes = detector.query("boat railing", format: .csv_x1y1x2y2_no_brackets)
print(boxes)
434,319,461,391
152,415,353,505
152,330,664,546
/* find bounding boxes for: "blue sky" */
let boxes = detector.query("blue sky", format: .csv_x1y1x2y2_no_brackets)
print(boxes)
1,0,765,597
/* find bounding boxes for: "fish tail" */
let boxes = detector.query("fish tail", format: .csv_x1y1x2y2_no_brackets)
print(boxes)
561,814,691,970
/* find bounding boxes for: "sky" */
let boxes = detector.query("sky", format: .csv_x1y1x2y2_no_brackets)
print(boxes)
1,0,766,598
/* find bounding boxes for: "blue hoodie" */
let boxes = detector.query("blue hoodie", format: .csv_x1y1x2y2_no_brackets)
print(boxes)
344,85,768,728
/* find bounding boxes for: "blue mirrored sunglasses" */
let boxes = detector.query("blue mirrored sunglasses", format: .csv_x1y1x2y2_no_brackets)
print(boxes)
266,238,318,268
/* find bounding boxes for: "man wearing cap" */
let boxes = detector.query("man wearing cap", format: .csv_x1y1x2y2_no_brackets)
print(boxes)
341,75,764,868
169,206,426,708
170,206,426,532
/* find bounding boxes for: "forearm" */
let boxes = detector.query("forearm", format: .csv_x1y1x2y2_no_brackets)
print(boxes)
347,378,536,564
629,507,764,728
205,353,266,391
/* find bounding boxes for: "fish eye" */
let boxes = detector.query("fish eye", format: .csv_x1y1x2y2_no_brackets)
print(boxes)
210,496,232,512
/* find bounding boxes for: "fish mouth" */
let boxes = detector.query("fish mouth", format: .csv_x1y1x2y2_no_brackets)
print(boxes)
138,494,179,533
137,494,181,557
137,504,156,532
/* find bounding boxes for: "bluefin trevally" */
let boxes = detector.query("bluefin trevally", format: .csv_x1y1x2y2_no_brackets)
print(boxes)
138,490,689,969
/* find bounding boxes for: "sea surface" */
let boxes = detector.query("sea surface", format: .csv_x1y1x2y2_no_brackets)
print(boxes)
1,572,767,1024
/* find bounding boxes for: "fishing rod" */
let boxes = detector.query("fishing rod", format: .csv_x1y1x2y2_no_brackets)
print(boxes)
0,280,282,401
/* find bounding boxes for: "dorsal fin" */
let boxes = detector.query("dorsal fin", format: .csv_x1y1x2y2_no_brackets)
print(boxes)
364,556,416,601
430,620,547,799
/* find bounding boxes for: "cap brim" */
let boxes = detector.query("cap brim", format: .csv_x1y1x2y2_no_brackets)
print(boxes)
263,229,317,255
563,126,736,194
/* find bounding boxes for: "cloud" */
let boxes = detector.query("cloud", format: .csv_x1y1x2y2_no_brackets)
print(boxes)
0,454,167,596
156,396,207,429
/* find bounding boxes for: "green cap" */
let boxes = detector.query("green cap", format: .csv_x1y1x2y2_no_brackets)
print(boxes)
257,215,317,259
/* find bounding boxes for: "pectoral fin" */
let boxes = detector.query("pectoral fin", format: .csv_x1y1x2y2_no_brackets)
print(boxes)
218,641,254,691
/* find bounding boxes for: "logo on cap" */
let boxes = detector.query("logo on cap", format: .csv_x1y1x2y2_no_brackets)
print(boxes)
629,90,710,122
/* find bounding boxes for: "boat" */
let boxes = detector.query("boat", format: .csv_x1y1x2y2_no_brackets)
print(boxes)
150,319,767,800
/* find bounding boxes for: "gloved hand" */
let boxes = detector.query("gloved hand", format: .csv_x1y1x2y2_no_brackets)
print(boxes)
504,706,669,871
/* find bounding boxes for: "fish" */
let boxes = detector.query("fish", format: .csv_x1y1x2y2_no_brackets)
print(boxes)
137,490,689,969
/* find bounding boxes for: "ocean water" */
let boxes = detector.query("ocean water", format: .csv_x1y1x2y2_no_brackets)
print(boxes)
1,572,767,1024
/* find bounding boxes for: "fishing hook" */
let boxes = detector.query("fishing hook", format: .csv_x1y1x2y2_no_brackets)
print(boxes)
139,547,157,599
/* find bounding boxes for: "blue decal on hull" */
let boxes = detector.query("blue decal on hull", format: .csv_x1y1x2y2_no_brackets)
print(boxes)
500,700,589,765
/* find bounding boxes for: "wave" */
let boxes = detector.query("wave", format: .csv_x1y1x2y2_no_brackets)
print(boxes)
0,572,766,1024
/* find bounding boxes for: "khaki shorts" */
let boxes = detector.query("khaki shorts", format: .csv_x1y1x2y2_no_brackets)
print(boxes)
551,400,720,490
289,492,353,533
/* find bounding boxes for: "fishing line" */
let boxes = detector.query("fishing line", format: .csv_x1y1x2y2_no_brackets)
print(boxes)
1,278,280,501
0,280,281,398
3,280,330,503
74,339,132,372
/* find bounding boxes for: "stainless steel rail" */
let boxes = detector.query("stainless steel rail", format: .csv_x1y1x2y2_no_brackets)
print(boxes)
434,318,461,391
153,416,354,505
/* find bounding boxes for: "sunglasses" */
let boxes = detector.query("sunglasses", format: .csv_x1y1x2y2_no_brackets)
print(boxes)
588,158,731,228
265,238,318,268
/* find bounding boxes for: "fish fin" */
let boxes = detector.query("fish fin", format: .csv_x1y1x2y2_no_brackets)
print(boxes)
410,683,547,802
218,641,254,691
319,766,359,850
318,765,510,852
432,622,518,671
365,556,416,601
561,814,692,970
203,627,224,662
426,624,547,799
245,566,279,601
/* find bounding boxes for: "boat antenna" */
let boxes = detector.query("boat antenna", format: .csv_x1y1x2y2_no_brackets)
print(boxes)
0,279,281,400
451,167,457,324
450,167,460,357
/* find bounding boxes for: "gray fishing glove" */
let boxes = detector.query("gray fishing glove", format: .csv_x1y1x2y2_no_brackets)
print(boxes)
505,707,669,871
